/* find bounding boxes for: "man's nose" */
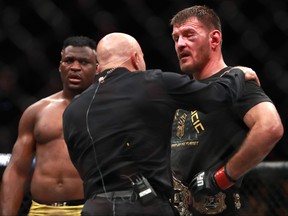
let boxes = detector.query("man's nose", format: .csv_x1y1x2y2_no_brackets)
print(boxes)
177,36,186,47
70,61,82,70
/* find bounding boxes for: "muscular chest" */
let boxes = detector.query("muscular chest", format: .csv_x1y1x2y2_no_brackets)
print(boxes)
34,105,65,144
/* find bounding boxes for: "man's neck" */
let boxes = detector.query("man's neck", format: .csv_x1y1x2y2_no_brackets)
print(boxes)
194,59,227,80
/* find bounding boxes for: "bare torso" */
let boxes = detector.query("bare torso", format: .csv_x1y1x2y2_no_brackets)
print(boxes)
30,92,84,203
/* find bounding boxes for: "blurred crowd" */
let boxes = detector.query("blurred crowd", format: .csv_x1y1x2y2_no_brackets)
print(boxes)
1,0,287,160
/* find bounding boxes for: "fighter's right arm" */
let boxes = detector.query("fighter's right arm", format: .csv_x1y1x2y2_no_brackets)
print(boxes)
0,104,37,215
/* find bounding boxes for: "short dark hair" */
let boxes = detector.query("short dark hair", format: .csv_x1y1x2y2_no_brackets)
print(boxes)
170,5,222,32
62,36,97,50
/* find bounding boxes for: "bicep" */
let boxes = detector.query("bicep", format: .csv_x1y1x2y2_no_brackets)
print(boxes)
7,109,36,175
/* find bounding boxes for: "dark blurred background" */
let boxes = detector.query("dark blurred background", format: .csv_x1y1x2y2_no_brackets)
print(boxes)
0,0,287,159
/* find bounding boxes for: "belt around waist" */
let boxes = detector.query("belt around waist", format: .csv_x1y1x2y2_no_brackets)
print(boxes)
95,190,169,201
95,190,134,198
34,199,86,206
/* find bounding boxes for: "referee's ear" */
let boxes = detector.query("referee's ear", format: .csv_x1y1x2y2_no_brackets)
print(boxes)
131,52,140,70
96,63,101,75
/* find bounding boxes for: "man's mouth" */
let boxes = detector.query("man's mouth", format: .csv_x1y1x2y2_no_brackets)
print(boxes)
69,75,81,83
179,54,189,62
179,52,189,60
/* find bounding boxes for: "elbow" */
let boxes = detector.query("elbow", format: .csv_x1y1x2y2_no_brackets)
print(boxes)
272,122,284,142
265,120,284,146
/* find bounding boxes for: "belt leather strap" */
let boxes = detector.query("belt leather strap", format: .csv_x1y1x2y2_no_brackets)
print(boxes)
33,199,85,206
95,190,134,198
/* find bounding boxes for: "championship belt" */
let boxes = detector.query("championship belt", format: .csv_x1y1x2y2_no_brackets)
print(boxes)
192,192,227,215
171,176,193,216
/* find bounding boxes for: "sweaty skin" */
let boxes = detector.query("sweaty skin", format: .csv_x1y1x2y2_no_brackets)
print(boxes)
0,44,97,215
29,93,84,202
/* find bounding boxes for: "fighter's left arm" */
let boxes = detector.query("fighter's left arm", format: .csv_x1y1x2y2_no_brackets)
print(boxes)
225,101,284,181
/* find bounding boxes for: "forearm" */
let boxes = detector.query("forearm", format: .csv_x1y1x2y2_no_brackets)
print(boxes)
190,102,283,197
225,119,283,181
188,123,279,198
0,169,28,215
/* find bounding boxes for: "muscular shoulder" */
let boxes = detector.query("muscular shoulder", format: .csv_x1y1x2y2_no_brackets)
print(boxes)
233,81,272,118
22,91,64,119
23,91,68,143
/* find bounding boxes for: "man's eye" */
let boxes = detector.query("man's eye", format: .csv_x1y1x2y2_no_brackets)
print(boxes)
173,36,179,42
63,59,73,64
80,60,89,65
187,34,194,38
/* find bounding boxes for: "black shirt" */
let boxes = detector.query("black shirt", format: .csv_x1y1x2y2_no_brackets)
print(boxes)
63,67,245,200
171,67,272,185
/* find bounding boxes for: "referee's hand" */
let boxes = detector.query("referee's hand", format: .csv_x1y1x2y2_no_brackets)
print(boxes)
234,66,260,86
